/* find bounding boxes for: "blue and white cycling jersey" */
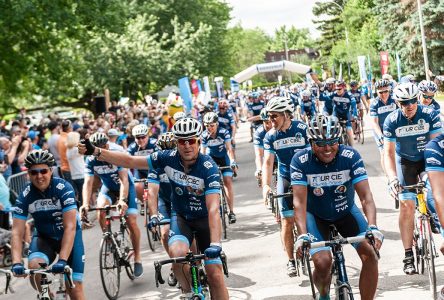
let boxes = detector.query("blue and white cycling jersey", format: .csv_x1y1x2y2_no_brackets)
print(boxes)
425,134,444,173
201,127,231,158
147,168,173,205
264,120,309,179
290,146,368,221
369,96,397,130
319,91,334,115
349,89,362,105
299,98,316,117
332,91,357,118
253,124,267,149
13,177,81,240
147,150,221,220
425,99,441,113
247,100,265,116
217,111,235,133
290,92,300,108
85,156,134,191
127,138,157,178
383,105,442,161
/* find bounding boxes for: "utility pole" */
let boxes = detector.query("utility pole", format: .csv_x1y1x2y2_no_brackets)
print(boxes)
417,0,430,80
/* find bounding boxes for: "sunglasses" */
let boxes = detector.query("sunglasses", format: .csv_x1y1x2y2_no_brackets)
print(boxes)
313,138,339,147
378,90,389,94
422,94,434,99
399,99,417,106
135,135,147,140
205,123,216,128
268,113,283,120
29,168,50,176
177,138,199,146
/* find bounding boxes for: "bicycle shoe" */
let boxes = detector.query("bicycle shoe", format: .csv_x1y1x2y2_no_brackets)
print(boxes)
168,270,178,287
228,212,237,224
134,262,144,278
403,256,416,275
430,218,440,234
287,260,297,277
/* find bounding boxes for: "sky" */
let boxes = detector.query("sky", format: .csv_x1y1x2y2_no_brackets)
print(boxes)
226,0,320,38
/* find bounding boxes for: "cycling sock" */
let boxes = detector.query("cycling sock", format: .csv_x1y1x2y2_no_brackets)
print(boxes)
318,295,330,300
404,248,413,258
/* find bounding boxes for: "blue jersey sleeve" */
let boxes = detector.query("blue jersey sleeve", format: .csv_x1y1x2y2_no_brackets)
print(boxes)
147,169,161,184
203,159,221,196
12,185,30,220
425,137,444,172
57,181,77,213
369,100,378,118
290,152,309,186
429,108,442,135
223,129,231,142
263,131,275,154
84,156,95,176
253,126,264,148
346,149,368,185
383,112,397,142
147,150,169,171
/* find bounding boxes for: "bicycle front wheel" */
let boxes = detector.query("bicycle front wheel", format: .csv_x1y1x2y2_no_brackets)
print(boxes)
359,119,365,145
99,236,121,300
144,206,157,252
220,188,228,240
424,220,437,299
121,227,136,280
338,286,352,300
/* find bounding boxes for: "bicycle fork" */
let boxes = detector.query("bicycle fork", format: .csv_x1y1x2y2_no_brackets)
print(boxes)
333,250,354,299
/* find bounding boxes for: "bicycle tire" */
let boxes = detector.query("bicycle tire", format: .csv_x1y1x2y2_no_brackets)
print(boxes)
145,207,157,252
220,188,228,240
338,286,352,300
274,197,281,230
99,236,120,300
359,119,365,145
425,221,437,299
304,252,316,299
122,227,135,280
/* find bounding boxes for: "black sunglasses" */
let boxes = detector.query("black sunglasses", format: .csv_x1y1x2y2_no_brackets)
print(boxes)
399,99,417,106
29,168,50,176
313,138,339,147
135,135,147,140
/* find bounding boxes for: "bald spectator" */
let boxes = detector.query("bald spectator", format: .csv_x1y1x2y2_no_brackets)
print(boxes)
107,129,124,152
58,119,72,182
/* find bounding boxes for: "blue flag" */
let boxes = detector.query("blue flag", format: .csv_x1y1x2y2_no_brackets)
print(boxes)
178,77,193,113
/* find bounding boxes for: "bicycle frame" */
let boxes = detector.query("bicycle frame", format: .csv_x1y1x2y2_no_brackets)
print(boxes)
24,265,75,300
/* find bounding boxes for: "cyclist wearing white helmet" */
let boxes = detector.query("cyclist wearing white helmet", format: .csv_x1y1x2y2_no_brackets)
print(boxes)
418,80,440,112
253,109,273,186
319,77,336,115
297,89,317,123
383,82,441,275
262,96,310,277
78,118,229,299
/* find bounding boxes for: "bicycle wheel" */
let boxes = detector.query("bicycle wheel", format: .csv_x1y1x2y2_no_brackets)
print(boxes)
424,220,437,298
414,220,425,275
304,251,316,299
359,119,365,145
338,286,352,300
99,236,120,300
220,188,228,240
121,227,135,280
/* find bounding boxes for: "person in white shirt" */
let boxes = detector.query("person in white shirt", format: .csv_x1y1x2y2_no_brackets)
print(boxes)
107,129,125,152
66,131,85,208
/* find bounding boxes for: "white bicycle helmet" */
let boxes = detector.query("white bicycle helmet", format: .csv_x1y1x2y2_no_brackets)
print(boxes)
301,90,311,98
326,77,336,84
173,111,186,121
203,112,219,124
307,114,342,140
132,124,149,137
266,96,294,113
172,117,203,139
392,82,419,101
418,80,438,94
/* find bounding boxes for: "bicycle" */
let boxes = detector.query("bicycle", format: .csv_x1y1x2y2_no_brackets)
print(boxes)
0,268,13,295
351,115,365,145
403,181,438,299
154,251,229,300
338,120,350,146
303,225,380,300
266,189,292,229
89,205,135,300
218,166,233,240
24,264,75,300
133,178,161,252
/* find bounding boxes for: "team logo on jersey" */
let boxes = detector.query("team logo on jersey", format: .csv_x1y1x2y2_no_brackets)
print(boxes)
165,166,204,190
175,187,183,195
203,161,213,169
63,198,76,206
313,187,324,196
206,138,224,147
426,157,441,165
273,136,305,150
433,121,441,128
395,119,429,137
14,207,23,214
291,171,303,181
56,183,65,190
299,153,309,163
151,152,158,161
159,173,169,183
28,198,61,213
23,186,30,197
335,185,347,193
353,167,366,176
383,131,392,137
209,181,220,188
377,104,396,114
307,170,350,187
135,149,153,156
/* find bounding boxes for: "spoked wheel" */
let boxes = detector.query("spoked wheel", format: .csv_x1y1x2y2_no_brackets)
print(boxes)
273,198,281,230
122,227,135,280
304,252,316,299
220,188,228,240
424,221,437,299
145,207,160,252
99,237,121,300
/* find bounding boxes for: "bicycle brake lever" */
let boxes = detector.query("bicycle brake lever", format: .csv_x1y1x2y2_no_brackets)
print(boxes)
365,231,380,259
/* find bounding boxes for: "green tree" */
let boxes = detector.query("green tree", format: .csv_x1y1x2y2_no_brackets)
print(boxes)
270,26,315,51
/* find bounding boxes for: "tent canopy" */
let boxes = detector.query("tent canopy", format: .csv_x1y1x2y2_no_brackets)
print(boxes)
232,60,311,83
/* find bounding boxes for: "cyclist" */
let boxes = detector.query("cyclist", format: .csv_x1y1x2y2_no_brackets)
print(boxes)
253,109,272,187
11,150,86,299
383,82,441,274
349,80,369,139
247,92,265,142
127,124,158,201
297,89,316,124
369,79,397,173
80,132,143,278
262,96,309,277
331,80,358,146
318,77,335,116
417,80,440,112
217,100,237,162
78,118,229,299
201,112,237,224
292,115,382,300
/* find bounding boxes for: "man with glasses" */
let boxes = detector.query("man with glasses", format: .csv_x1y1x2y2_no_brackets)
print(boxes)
11,150,86,299
201,112,237,224
253,109,273,187
369,79,397,173
78,118,229,299
292,115,382,300
262,96,309,277
319,77,336,116
127,124,157,200
418,80,440,113
217,100,237,162
331,80,358,146
247,92,265,143
80,132,144,278
383,82,441,274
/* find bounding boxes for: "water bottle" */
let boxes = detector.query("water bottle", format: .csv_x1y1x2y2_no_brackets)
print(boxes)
438,287,444,300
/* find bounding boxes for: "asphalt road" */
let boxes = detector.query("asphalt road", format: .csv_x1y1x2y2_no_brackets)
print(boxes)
5,116,444,299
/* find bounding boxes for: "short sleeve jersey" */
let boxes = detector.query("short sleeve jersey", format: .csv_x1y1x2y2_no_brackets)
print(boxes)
217,111,235,133
147,168,173,203
201,127,231,158
290,146,368,221
13,177,80,240
290,92,300,108
383,105,442,161
369,96,397,130
427,100,441,113
332,91,357,117
147,150,221,220
264,120,310,179
253,124,267,149
247,100,265,116
319,91,333,114
350,89,362,104
85,156,134,191
425,134,444,173
300,98,316,116
127,138,158,178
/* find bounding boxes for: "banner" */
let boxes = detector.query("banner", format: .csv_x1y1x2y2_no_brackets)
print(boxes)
214,77,224,99
380,51,389,75
178,77,193,113
202,76,211,105
196,80,203,92
338,63,343,80
190,79,199,96
367,55,373,98
230,78,240,93
357,56,367,82
396,52,402,82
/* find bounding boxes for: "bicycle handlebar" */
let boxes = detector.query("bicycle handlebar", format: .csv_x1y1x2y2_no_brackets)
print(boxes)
219,166,234,171
88,205,121,212
402,181,426,190
24,266,75,289
133,179,149,183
